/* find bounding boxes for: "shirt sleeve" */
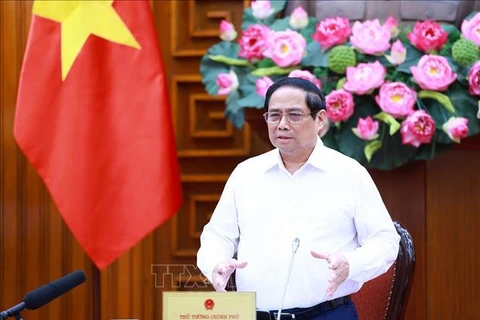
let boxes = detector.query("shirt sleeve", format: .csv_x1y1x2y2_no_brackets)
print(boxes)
343,167,401,283
196,167,241,282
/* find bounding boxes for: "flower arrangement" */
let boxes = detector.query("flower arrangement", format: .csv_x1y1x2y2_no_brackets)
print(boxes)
200,0,480,170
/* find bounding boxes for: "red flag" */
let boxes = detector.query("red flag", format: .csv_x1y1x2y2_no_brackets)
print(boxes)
14,0,182,269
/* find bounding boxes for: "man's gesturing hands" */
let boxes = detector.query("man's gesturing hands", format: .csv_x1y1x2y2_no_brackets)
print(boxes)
311,251,350,298
211,253,347,295
211,259,248,292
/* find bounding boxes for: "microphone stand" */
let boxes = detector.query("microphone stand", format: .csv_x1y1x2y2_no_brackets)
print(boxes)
277,238,300,320
0,311,24,320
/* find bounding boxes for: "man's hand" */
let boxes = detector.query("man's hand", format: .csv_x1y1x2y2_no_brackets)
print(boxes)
311,251,349,298
211,259,248,292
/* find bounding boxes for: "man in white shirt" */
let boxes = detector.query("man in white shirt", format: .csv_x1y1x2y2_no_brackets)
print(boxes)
197,77,400,320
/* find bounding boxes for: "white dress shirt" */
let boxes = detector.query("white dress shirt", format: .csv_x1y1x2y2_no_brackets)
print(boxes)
197,138,400,310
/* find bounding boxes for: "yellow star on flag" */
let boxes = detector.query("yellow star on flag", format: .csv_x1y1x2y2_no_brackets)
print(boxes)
33,0,141,80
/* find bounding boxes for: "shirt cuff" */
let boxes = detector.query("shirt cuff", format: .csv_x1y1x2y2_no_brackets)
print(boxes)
343,250,362,282
198,252,231,283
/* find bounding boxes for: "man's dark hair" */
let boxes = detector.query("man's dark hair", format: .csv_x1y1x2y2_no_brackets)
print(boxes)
263,77,326,119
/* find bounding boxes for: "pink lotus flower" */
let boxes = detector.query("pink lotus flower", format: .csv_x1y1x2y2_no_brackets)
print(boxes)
255,76,274,97
343,61,386,95
325,89,355,122
312,17,351,50
400,110,436,147
350,19,391,55
467,61,480,96
461,12,480,46
238,24,271,62
288,70,322,89
384,16,400,38
251,0,274,20
216,70,239,95
385,40,406,65
352,117,380,141
264,29,306,67
407,20,448,53
442,117,469,143
289,6,309,30
410,55,457,91
219,20,237,41
375,82,417,118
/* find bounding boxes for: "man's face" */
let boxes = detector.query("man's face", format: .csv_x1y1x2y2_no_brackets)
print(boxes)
266,86,326,157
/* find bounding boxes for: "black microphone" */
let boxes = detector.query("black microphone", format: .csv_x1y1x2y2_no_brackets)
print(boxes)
0,270,86,319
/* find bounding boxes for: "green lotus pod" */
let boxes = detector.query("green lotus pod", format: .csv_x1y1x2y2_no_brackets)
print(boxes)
327,46,356,75
452,39,479,66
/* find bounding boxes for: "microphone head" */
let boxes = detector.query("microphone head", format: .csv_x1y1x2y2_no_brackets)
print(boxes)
23,270,86,310
292,238,300,253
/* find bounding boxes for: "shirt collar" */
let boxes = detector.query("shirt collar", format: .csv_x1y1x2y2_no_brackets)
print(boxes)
306,137,331,171
261,137,331,172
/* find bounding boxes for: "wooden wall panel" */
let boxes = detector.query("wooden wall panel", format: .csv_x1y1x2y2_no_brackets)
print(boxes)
0,2,23,314
100,237,156,320
370,162,426,320
171,75,252,157
426,150,480,320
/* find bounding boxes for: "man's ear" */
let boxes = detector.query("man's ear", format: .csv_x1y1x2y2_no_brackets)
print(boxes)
316,109,327,125
316,110,328,135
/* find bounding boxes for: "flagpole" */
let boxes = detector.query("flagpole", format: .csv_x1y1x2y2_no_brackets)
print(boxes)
92,264,101,320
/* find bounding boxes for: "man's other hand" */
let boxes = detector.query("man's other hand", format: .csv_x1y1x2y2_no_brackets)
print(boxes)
310,251,349,298
211,259,248,292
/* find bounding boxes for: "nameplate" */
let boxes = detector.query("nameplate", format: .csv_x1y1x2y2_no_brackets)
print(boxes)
163,291,256,320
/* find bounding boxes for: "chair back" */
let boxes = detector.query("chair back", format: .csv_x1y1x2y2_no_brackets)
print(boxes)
351,221,416,320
